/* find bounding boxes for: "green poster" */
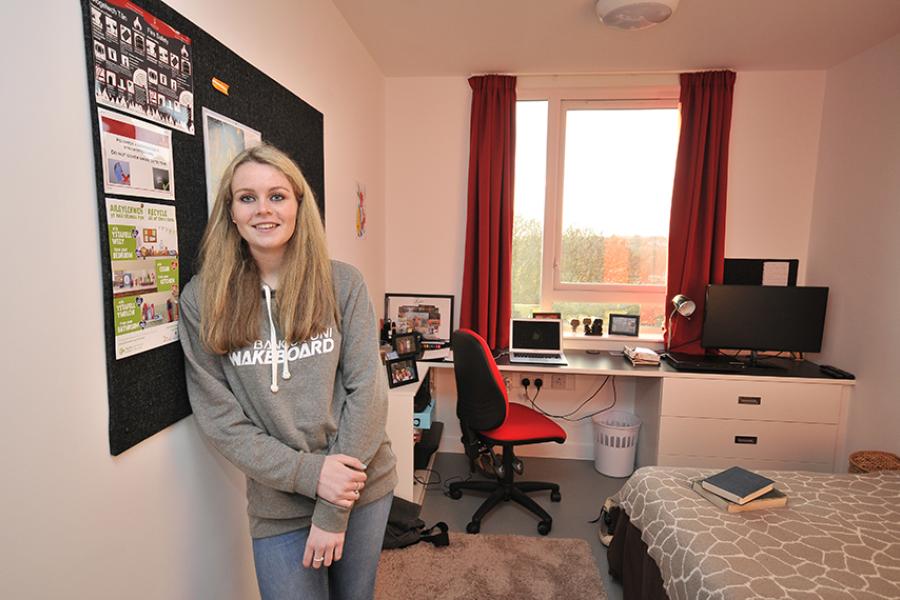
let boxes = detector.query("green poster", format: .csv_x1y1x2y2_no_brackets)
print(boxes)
105,198,180,359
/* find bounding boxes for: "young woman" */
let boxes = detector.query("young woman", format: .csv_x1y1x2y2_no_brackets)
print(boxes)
179,144,397,600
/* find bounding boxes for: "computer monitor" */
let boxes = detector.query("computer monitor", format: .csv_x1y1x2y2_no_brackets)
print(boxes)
701,285,829,364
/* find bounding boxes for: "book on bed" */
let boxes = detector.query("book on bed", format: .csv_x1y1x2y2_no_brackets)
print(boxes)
700,466,774,504
691,480,787,513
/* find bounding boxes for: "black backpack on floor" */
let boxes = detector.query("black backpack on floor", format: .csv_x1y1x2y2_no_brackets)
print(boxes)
382,496,449,550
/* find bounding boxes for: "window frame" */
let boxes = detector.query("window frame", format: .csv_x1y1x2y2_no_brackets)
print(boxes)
516,86,680,313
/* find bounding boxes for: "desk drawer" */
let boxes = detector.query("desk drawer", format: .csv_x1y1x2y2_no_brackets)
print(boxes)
661,378,842,423
658,416,837,464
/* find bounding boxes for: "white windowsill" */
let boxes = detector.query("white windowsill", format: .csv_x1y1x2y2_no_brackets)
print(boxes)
563,332,664,352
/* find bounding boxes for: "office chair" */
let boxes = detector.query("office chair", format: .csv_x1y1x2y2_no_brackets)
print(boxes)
448,329,566,535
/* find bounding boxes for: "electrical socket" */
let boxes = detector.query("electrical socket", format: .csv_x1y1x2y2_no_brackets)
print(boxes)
550,374,575,391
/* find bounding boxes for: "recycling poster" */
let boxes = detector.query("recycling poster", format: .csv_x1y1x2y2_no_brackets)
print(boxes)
105,198,180,359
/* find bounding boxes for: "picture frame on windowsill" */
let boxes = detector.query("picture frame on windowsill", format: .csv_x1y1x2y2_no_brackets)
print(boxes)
608,314,640,337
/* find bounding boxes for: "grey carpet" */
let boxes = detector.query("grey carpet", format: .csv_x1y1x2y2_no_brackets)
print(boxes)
375,532,607,600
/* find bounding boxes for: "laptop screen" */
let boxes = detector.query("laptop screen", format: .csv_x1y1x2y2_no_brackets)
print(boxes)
511,319,562,351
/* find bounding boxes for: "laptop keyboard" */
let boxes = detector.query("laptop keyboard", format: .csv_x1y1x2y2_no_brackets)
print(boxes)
512,352,560,359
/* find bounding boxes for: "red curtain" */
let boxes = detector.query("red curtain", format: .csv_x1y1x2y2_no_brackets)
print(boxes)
665,71,736,354
459,75,516,350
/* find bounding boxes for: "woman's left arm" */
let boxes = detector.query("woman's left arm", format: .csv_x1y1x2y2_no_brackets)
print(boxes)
310,268,388,534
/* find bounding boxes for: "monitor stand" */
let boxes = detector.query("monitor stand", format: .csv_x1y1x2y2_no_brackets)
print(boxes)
744,350,787,370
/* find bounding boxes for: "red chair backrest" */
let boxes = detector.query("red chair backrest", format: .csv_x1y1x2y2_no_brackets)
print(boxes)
450,329,509,431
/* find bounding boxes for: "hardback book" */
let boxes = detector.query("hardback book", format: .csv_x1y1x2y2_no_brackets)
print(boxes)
700,466,775,505
692,480,787,513
624,345,660,366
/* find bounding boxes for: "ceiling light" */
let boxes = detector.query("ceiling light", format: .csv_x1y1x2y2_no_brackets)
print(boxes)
595,0,679,31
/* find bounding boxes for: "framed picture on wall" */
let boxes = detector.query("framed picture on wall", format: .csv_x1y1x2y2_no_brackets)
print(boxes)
384,294,454,344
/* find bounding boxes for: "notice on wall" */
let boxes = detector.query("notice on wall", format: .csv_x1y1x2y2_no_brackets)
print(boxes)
762,261,790,286
202,108,262,214
106,198,180,359
99,108,175,201
90,0,195,134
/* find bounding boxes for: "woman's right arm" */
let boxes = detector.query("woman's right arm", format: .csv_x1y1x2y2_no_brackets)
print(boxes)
178,286,326,499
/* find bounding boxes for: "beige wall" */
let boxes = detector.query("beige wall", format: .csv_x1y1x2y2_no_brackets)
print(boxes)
807,33,900,461
3,0,891,595
0,1,385,598
384,71,828,326
384,77,470,328
727,71,826,279
384,71,831,455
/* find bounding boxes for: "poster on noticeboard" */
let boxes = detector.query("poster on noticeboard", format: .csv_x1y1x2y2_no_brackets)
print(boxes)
105,198,180,359
98,107,175,201
89,0,195,134
202,108,262,214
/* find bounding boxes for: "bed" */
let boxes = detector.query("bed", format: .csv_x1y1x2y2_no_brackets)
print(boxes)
607,466,900,600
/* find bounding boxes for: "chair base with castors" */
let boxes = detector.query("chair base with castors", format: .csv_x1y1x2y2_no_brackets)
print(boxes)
449,433,563,535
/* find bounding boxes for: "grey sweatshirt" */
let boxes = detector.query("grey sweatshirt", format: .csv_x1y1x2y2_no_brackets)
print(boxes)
178,260,397,538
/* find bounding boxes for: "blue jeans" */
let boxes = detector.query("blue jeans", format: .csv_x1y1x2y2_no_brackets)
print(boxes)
252,492,393,600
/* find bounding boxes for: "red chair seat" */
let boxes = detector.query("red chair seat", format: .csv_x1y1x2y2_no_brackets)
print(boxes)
482,402,567,444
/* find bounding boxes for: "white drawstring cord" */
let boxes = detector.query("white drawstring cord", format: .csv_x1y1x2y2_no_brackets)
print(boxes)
263,285,279,393
282,355,292,380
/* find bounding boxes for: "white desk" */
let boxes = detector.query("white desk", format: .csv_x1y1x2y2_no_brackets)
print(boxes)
387,352,854,502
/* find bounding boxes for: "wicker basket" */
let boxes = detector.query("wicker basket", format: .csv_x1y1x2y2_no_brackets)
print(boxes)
848,451,900,473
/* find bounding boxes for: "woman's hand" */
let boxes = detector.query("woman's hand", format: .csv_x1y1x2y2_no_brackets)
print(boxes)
316,454,367,508
302,525,345,569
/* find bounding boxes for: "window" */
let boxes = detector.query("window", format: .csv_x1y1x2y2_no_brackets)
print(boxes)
512,91,680,334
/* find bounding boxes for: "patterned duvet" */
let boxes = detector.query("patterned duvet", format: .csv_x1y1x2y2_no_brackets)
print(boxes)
613,466,900,600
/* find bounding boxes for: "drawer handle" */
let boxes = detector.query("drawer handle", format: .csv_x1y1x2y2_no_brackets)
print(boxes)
738,396,762,405
734,436,758,445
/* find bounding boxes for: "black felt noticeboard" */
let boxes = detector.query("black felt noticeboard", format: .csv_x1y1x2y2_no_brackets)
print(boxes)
79,0,325,454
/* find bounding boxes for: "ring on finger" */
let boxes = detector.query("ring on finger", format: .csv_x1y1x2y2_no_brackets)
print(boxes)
353,489,360,498
313,556,324,563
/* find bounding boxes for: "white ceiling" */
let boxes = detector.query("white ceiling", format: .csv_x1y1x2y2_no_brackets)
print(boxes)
331,0,900,77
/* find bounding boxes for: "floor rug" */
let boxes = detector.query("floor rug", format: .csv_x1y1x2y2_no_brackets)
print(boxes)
375,532,607,600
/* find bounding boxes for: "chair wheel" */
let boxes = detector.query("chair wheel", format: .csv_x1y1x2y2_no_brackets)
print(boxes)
537,520,552,535
550,490,561,502
491,456,505,479
466,520,481,534
448,488,462,500
512,457,524,475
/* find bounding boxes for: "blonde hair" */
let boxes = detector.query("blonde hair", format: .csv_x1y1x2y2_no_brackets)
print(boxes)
197,144,338,354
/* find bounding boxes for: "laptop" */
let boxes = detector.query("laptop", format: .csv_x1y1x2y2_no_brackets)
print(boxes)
663,352,746,373
509,318,567,365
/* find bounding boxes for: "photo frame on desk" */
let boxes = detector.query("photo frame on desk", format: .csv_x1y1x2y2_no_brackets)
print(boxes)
392,332,420,358
386,357,419,389
384,293,454,344
608,314,640,336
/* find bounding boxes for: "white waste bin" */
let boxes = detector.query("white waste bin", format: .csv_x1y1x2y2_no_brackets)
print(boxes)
592,410,641,477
